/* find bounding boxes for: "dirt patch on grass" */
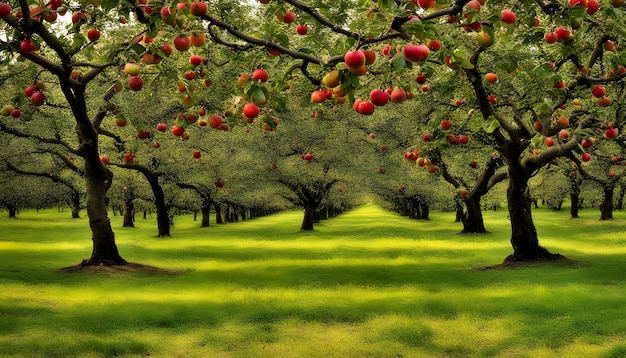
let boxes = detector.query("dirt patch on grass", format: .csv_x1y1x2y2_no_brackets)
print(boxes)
473,254,580,271
59,262,182,275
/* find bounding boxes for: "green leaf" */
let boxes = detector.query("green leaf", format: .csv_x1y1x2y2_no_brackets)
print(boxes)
378,0,394,10
530,134,543,148
483,116,500,134
392,54,406,71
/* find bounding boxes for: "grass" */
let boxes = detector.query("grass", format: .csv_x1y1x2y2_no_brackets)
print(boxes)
1,204,626,357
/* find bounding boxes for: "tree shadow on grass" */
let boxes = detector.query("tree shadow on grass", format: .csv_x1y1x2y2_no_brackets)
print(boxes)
59,262,182,275
473,254,580,271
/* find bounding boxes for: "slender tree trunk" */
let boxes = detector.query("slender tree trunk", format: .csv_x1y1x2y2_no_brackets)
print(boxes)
123,200,134,228
70,192,81,219
461,195,487,233
145,175,170,236
505,171,553,262
570,186,580,219
616,185,625,211
420,204,429,220
201,204,211,227
215,203,223,224
301,202,318,231
600,185,614,220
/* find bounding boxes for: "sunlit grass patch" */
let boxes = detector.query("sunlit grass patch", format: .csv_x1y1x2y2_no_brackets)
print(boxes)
2,203,626,356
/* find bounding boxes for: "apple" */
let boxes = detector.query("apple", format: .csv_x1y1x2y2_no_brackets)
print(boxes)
128,76,143,91
252,69,268,82
24,86,36,97
123,153,135,164
390,88,406,103
282,10,295,23
500,9,516,24
173,35,190,52
115,117,127,127
488,94,497,104
171,125,184,137
160,6,176,25
613,155,620,163
19,39,35,53
418,0,436,9
403,44,429,62
322,70,340,88
310,90,326,103
544,32,559,44
544,137,554,146
71,11,87,24
296,25,308,35
534,120,542,132
0,3,11,18
160,44,173,57
370,89,389,106
581,153,592,162
554,80,566,89
1,104,14,116
156,123,167,132
30,91,45,106
427,40,441,51
215,179,225,187
415,74,427,84
555,27,571,41
421,133,431,142
100,156,109,164
485,73,498,83
598,97,611,107
476,31,492,47
559,129,569,139
192,150,202,159
243,103,259,118
441,119,452,130
136,130,150,139
455,99,463,106
208,114,222,129
470,161,478,168
344,50,366,69
303,153,314,161
87,29,100,42
592,85,605,98
124,62,141,76
581,139,593,148
460,189,469,197
363,49,377,65
610,171,616,178
587,0,599,13
458,134,469,144
10,108,22,118
358,100,375,115
604,127,619,139
189,55,203,66
190,1,207,16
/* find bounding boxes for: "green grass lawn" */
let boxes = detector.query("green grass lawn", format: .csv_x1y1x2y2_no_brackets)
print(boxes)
1,204,626,357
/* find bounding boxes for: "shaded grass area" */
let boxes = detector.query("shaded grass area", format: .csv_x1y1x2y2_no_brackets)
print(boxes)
1,205,626,357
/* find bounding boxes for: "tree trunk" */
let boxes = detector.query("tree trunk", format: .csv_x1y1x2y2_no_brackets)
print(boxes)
616,185,625,211
301,202,318,231
570,186,580,219
215,203,223,224
8,205,17,218
123,200,134,227
70,191,81,219
600,185,614,220
420,204,429,220
201,204,211,227
505,171,553,262
461,194,487,233
148,178,170,237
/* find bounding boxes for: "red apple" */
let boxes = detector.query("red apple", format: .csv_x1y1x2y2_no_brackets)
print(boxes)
427,40,441,51
243,103,259,118
555,27,571,41
192,150,202,159
458,134,469,144
344,50,366,69
160,44,173,56
190,1,207,16
296,25,308,35
544,137,554,146
282,10,295,23
303,153,314,161
172,125,184,137
559,129,569,139
581,153,591,162
592,85,606,98
215,179,225,187
157,123,167,132
123,153,135,164
598,96,611,107
587,0,599,13
189,55,203,66
19,39,36,53
0,3,11,18
544,32,559,44
421,133,431,142
252,69,268,82
370,89,389,106
100,156,109,164
136,130,150,139
128,76,143,91
390,88,406,103
30,91,45,106
173,35,191,52
403,44,429,62
87,29,100,42
441,119,452,130
358,100,375,115
416,74,427,84
500,9,516,24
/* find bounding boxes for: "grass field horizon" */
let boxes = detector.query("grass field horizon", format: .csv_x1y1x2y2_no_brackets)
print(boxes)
2,203,626,357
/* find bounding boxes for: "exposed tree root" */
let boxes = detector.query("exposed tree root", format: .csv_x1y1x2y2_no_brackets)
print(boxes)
59,261,181,275
474,254,580,271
